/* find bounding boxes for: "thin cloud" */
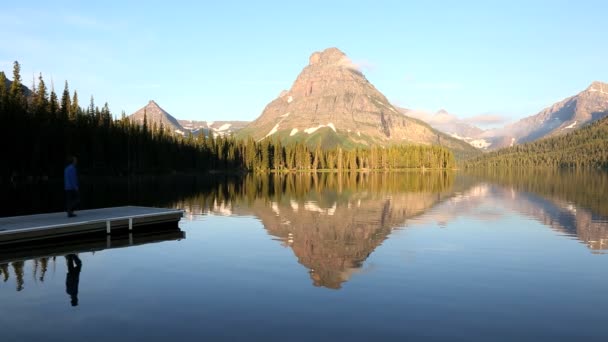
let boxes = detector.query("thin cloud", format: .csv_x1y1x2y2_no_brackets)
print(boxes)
463,113,509,126
338,56,375,73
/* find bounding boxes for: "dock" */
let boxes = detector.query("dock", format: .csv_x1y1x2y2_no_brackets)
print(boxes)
0,206,183,244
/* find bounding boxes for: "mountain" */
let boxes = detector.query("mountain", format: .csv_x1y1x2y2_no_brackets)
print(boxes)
178,120,249,137
498,81,608,146
238,47,479,159
3,77,34,98
399,108,491,149
128,100,185,134
414,82,608,151
464,115,608,169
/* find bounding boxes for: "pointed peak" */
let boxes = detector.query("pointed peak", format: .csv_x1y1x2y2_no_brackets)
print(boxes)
309,47,347,66
587,81,607,88
436,109,449,115
148,100,158,106
585,81,608,94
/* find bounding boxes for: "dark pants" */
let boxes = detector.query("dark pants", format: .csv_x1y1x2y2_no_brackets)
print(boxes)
65,190,80,214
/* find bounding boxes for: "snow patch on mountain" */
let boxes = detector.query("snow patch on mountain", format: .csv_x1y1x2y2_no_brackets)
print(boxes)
265,124,279,138
470,139,491,149
217,123,231,131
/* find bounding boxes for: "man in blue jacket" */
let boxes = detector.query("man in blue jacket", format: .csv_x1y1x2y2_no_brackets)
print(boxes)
64,156,79,217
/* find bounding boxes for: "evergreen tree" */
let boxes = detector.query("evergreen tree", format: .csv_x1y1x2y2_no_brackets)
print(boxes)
60,81,71,120
9,61,25,110
32,73,49,119
88,95,95,118
49,87,59,119
0,71,7,115
70,90,80,119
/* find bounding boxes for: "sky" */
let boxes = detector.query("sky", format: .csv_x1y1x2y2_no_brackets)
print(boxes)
1,0,607,127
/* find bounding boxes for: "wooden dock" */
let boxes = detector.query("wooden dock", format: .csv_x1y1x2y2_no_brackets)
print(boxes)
0,206,183,244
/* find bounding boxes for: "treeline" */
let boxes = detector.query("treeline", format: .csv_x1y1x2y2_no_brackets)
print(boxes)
463,116,608,170
0,61,241,182
247,140,455,172
0,61,454,182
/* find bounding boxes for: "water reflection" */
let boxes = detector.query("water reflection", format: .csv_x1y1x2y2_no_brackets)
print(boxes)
181,172,459,289
172,171,608,287
0,227,185,298
461,170,608,252
65,254,82,306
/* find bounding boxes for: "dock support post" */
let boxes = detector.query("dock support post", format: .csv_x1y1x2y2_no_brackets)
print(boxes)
129,233,133,245
129,218,133,231
106,220,111,234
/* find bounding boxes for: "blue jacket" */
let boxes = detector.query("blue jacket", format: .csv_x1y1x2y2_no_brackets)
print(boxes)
64,164,78,191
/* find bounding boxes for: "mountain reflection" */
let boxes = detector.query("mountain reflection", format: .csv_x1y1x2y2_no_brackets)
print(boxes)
175,171,608,288
463,170,608,252
179,172,458,289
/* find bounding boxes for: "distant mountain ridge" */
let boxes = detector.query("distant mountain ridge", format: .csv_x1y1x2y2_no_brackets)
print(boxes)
499,81,608,146
464,115,608,169
399,108,490,148
411,81,608,150
238,47,478,158
179,120,249,137
128,101,248,137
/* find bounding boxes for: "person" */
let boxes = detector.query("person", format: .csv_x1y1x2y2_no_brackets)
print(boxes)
65,254,82,307
64,156,79,217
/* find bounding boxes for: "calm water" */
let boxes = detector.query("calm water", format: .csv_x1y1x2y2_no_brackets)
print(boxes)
1,171,608,341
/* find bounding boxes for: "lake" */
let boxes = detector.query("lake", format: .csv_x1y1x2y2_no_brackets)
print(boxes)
1,171,608,341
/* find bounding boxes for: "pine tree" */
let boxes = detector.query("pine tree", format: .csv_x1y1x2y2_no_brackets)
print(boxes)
60,81,71,120
142,109,148,133
0,71,7,115
71,90,80,119
49,85,59,119
88,95,95,117
34,73,49,118
9,61,25,110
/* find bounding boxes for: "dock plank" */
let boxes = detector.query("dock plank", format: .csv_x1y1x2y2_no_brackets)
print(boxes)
0,206,183,243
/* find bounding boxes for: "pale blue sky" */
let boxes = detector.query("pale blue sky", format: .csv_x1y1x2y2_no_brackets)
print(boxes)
1,0,606,126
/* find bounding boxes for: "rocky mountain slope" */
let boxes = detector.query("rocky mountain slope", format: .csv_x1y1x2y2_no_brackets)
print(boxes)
238,47,478,158
129,100,185,134
400,108,490,148
464,115,608,168
499,81,608,146
413,81,608,151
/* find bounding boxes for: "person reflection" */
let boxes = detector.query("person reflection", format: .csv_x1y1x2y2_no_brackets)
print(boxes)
65,254,82,307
